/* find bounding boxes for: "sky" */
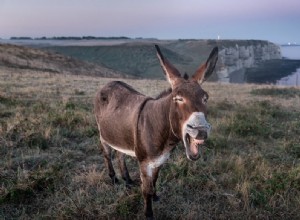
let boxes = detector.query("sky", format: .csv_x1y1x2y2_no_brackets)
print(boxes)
0,0,299,44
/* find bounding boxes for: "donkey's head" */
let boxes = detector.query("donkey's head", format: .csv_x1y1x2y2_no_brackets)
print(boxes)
155,45,218,161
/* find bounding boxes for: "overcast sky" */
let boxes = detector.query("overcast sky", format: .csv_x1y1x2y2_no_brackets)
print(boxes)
0,0,299,44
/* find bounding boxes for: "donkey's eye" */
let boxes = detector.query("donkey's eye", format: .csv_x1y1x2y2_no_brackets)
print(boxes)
173,96,184,103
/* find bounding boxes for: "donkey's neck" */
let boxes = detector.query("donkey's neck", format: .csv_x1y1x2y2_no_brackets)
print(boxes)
149,94,172,126
156,94,180,140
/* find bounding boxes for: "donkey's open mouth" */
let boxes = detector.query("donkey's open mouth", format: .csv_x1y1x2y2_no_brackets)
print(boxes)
182,112,211,161
185,133,205,160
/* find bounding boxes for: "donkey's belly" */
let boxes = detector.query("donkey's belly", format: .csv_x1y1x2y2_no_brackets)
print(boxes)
101,136,136,157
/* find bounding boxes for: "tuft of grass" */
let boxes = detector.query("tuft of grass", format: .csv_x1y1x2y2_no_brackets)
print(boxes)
26,132,50,150
223,100,298,142
116,194,141,218
250,168,300,208
1,165,62,205
74,89,85,95
65,101,76,110
285,142,300,158
227,112,271,137
206,136,229,150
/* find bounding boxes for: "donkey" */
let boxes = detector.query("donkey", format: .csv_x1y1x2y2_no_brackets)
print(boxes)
94,45,218,219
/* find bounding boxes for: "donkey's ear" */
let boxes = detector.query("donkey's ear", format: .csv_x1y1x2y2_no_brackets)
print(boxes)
192,47,218,84
155,45,181,88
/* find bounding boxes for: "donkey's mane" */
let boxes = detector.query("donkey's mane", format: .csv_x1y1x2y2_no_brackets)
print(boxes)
155,88,172,99
155,74,189,100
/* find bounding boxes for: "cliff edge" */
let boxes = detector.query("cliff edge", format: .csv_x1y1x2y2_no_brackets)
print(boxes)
216,40,281,82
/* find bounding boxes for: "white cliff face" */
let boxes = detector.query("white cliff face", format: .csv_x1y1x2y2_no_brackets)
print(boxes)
216,41,281,82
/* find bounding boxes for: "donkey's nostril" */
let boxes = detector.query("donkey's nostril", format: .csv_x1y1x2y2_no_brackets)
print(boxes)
197,130,207,140
187,124,193,129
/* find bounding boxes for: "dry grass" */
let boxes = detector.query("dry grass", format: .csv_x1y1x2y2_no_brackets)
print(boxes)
1,66,300,219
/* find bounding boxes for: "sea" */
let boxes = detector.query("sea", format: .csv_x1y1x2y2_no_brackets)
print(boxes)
277,46,300,86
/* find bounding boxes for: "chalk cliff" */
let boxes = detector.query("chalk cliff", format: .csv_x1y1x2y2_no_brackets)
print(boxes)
216,41,281,82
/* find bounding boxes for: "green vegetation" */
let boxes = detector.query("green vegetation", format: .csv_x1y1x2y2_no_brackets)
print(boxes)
1,68,300,219
46,44,192,79
44,40,219,79
251,87,300,98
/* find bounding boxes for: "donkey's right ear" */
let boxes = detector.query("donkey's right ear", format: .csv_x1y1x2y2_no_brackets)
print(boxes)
155,45,181,89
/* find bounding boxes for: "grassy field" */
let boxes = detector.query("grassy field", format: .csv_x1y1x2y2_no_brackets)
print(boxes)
1,66,300,219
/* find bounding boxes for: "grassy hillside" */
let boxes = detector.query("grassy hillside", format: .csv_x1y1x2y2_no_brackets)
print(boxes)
0,43,129,78
43,39,282,80
45,43,188,79
45,44,184,79
43,40,221,79
1,66,300,219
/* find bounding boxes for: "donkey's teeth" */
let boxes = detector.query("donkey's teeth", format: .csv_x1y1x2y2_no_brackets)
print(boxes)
191,138,204,146
194,139,204,145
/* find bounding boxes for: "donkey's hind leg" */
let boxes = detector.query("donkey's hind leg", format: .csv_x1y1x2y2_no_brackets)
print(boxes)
117,152,134,186
100,141,119,184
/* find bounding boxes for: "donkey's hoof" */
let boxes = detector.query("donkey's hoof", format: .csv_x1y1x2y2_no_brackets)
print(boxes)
111,177,120,185
125,178,134,185
125,179,140,188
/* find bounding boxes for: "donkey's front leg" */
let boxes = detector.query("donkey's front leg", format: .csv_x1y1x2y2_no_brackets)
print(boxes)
140,162,155,219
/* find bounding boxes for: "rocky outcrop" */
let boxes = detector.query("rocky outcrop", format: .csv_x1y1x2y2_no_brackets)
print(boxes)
216,41,281,82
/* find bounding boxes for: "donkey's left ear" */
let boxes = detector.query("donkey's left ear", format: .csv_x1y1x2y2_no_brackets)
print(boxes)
192,47,218,84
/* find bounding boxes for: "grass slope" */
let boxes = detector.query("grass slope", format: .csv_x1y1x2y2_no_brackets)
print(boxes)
45,43,193,79
1,67,300,219
43,39,283,81
0,43,129,78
